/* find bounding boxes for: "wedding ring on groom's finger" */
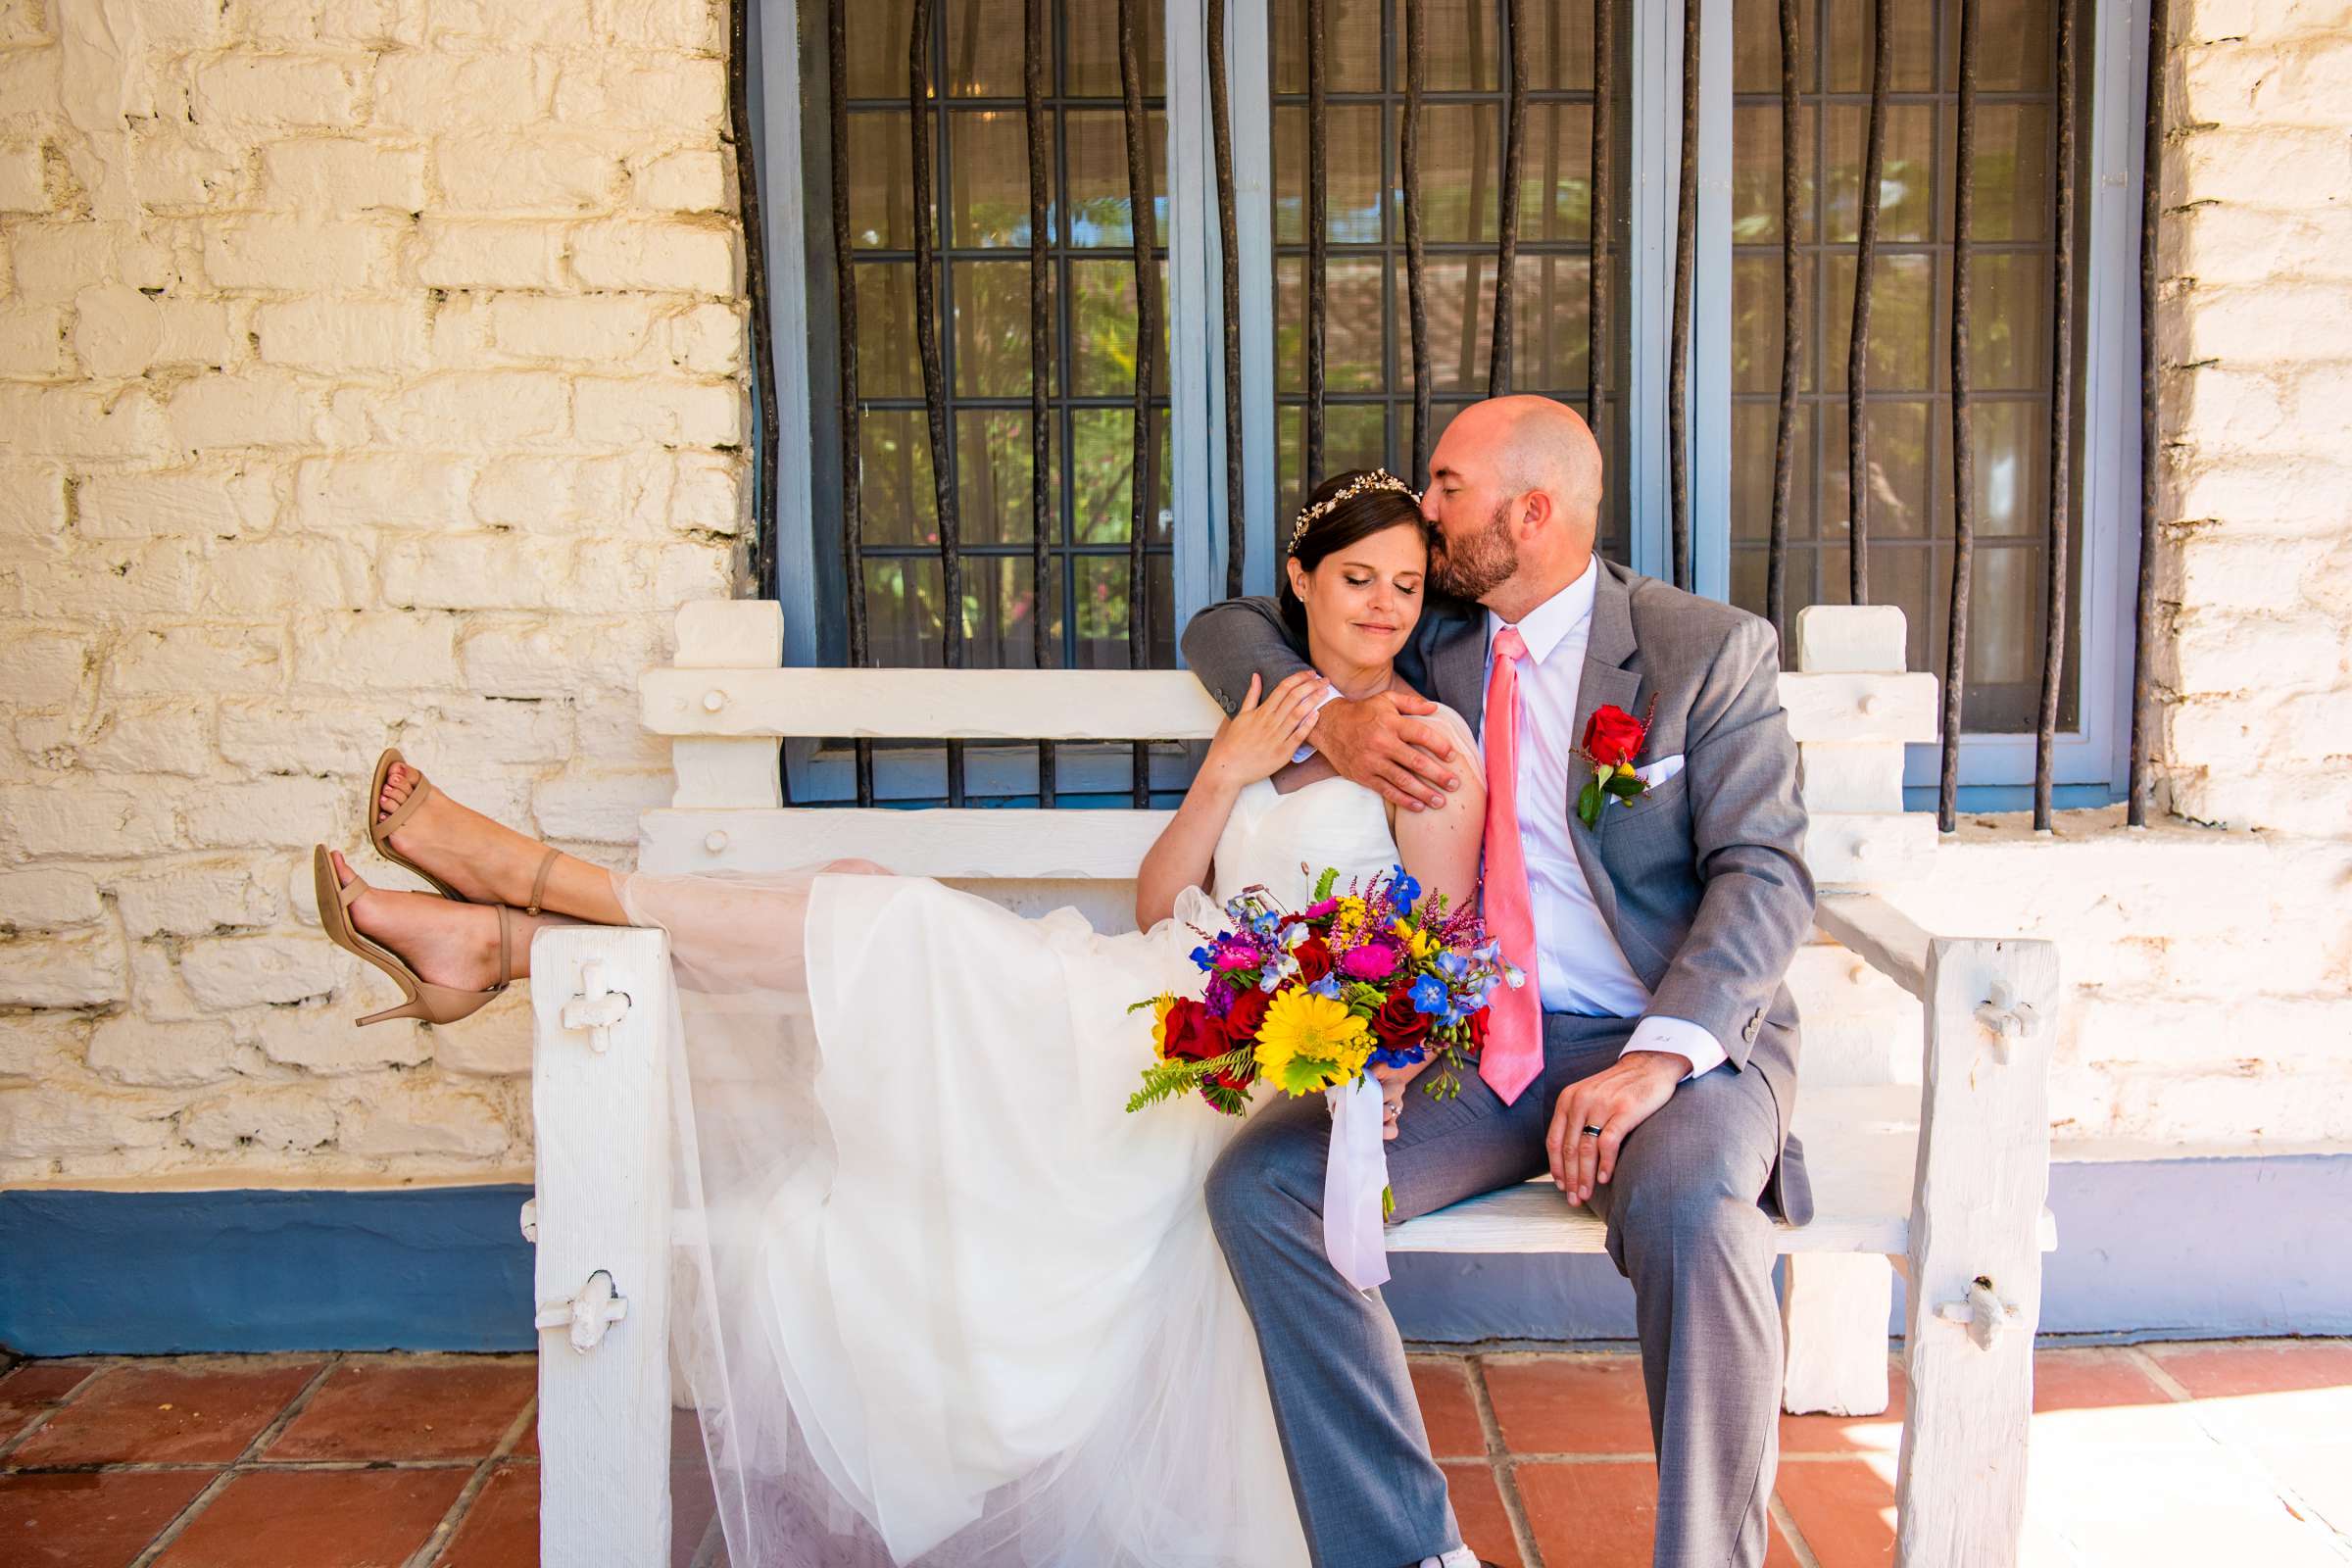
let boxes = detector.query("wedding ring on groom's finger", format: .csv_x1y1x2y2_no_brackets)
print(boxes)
1580,1124,1605,1138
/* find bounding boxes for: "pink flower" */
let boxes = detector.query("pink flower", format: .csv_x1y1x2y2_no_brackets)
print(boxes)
1340,940,1401,981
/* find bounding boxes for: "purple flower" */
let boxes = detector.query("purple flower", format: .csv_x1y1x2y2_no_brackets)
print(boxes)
1203,976,1236,1016
1211,936,1262,971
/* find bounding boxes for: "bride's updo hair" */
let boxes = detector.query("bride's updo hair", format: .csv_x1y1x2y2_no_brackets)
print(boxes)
1278,467,1431,640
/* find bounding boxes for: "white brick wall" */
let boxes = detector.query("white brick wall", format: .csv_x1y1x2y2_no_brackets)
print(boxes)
0,0,746,1184
2157,0,2352,835
2,0,2347,1185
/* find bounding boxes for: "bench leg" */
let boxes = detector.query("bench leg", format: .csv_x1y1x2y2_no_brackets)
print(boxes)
531,927,677,1567
1780,1252,1893,1416
1890,936,2057,1567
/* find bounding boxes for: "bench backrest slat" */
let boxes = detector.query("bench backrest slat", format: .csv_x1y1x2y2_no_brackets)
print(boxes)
639,602,1939,900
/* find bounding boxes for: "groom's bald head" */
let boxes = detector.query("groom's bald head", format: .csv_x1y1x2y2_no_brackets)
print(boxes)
1483,395,1604,538
1422,394,1605,620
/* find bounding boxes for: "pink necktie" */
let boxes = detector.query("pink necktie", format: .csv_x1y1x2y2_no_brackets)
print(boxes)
1478,627,1543,1105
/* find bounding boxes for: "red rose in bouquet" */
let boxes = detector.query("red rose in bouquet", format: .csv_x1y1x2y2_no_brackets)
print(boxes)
1157,997,1229,1062
1581,703,1647,767
1225,987,1271,1042
1293,936,1335,985
1373,990,1432,1054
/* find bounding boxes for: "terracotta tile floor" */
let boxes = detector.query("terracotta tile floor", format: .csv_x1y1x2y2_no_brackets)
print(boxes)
3,1340,2347,1567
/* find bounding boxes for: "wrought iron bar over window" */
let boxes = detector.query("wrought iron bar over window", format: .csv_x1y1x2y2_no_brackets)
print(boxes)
1267,0,1631,554
802,0,1180,808
1726,0,2093,827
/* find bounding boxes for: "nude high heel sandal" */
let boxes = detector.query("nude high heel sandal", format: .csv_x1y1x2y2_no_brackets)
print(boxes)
314,845,517,1027
367,746,469,902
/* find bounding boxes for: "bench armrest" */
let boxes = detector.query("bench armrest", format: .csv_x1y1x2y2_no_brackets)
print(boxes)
1812,891,1933,1002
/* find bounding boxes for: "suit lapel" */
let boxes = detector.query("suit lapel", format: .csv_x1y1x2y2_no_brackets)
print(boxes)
1426,600,1490,727
1564,564,1642,933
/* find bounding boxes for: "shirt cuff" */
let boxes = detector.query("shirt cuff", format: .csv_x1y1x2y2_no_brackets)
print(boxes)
1621,1015,1726,1083
1289,678,1344,764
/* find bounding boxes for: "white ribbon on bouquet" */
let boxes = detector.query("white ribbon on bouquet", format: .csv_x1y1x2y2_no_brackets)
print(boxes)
1322,1074,1392,1292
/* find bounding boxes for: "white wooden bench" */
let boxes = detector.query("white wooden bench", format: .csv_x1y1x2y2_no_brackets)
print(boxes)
525,599,2060,1566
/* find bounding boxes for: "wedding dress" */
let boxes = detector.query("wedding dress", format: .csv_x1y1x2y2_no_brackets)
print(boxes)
611,733,1465,1568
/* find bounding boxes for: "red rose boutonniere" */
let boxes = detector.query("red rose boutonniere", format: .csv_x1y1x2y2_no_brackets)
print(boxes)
1576,694,1659,828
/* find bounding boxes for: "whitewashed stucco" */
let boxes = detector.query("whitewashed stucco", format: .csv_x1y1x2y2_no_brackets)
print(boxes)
0,0,2347,1185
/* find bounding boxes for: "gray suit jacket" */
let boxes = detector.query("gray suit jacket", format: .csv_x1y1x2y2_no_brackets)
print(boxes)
1181,560,1818,1227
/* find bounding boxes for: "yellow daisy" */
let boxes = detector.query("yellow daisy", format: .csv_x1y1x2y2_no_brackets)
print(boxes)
1252,989,1372,1095
1147,992,1178,1058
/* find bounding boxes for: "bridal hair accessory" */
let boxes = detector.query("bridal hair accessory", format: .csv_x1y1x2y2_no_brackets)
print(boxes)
1289,468,1421,553
1124,865,1523,1292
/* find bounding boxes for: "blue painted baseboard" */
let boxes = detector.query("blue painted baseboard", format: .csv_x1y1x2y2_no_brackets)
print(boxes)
5,1154,2347,1355
0,1185,537,1356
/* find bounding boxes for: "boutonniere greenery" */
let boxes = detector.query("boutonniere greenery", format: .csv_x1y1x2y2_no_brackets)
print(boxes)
1575,695,1659,828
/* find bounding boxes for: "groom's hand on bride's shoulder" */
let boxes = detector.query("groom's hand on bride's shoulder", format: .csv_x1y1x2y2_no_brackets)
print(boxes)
1545,1051,1686,1205
1313,690,1461,812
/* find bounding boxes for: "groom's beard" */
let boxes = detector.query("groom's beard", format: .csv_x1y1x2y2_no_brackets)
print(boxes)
1431,499,1519,601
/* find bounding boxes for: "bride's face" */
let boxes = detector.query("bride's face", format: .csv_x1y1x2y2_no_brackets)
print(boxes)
1286,521,1429,670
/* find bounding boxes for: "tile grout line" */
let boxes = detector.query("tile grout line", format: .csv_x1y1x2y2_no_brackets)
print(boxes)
127,1351,347,1568
2118,1344,2196,1404
403,1391,539,1568
2120,1346,2352,1560
0,1362,109,1466
1767,1494,1826,1568
10,1457,488,1475
1463,1354,1547,1568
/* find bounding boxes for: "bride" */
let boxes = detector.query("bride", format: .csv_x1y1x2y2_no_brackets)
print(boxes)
312,469,1488,1567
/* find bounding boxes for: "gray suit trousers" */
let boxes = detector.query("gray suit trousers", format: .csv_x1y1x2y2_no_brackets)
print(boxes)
1205,1012,1785,1568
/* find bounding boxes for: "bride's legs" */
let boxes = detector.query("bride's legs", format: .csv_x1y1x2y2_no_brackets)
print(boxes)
373,761,628,924
372,762,898,996
324,848,593,986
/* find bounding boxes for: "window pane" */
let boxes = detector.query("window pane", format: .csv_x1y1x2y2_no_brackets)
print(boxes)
946,0,1037,98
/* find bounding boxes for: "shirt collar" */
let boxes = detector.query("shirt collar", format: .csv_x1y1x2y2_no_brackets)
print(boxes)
1487,555,1598,666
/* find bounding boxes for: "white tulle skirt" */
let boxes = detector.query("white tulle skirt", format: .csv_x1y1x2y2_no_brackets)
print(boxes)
612,863,1313,1568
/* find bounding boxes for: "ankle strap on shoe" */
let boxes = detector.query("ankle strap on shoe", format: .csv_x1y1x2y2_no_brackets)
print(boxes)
524,847,558,916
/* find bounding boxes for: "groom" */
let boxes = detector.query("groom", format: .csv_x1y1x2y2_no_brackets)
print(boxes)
1186,395,1816,1568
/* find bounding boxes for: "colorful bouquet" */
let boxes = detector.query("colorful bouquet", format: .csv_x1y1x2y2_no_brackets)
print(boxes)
1126,865,1516,1114
1124,866,1522,1291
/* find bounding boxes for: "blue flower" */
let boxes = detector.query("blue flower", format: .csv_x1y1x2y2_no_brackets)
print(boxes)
1190,945,1217,972
1438,950,1470,982
1390,867,1421,918
1307,975,1343,1000
1368,1043,1427,1071
1410,974,1449,1015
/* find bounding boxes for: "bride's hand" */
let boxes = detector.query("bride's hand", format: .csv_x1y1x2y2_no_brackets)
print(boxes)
1201,671,1327,788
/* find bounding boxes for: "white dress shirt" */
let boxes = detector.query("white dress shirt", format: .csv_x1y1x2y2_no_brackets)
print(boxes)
1484,558,1727,1083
